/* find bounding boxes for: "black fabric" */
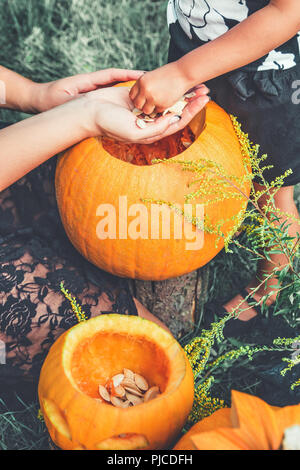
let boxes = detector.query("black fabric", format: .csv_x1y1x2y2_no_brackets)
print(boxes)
203,288,265,338
0,121,138,383
169,41,300,186
167,0,300,72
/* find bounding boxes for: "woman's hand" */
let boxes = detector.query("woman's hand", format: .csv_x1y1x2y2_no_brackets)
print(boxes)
129,61,196,115
30,68,145,113
83,84,209,144
0,82,208,191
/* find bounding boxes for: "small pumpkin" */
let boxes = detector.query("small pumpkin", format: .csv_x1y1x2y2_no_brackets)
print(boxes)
38,314,194,450
174,390,300,450
55,82,250,281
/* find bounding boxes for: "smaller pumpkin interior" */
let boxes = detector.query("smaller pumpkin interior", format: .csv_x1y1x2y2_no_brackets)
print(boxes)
71,332,170,399
101,109,206,166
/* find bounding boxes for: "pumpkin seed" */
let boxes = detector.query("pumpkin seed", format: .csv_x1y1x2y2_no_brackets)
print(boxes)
134,373,149,391
98,370,158,408
123,385,143,397
184,91,196,99
144,386,160,402
132,108,143,116
115,385,126,398
133,95,191,129
182,141,191,148
136,118,147,129
163,99,187,116
121,378,138,389
99,385,111,402
111,396,130,408
125,392,144,406
143,116,155,122
123,368,135,380
112,374,124,388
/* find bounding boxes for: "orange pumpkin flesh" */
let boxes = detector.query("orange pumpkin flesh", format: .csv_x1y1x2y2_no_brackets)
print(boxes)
38,315,194,450
102,125,195,165
174,390,300,450
174,408,232,450
55,81,250,280
71,331,170,398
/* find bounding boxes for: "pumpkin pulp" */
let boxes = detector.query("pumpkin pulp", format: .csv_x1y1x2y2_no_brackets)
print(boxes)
102,126,195,166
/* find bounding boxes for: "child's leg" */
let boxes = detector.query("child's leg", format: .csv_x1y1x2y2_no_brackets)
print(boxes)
224,183,299,321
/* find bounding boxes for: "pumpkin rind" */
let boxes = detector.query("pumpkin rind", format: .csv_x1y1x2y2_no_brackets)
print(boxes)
174,407,231,450
55,84,250,280
174,390,300,451
38,315,194,450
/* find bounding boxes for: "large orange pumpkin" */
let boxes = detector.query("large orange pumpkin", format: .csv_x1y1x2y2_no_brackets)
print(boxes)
38,314,194,450
174,390,300,450
55,82,250,280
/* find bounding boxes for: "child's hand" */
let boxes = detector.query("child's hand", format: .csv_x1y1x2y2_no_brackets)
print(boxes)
31,68,145,113
129,62,196,115
83,85,209,144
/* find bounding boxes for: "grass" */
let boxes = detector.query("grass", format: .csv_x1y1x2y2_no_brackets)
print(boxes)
0,0,299,450
0,398,48,450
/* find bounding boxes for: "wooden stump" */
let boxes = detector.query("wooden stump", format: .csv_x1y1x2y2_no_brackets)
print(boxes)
130,266,209,339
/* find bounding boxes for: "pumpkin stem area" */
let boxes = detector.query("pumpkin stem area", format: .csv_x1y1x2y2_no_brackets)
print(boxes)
70,332,170,398
102,126,195,165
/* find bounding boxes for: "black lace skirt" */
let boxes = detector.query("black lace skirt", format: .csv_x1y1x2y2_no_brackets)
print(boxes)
0,121,137,384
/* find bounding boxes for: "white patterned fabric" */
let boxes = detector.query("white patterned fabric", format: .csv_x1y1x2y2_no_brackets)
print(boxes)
167,0,300,71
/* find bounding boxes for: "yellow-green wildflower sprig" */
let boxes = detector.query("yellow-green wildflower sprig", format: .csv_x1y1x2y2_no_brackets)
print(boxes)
60,282,88,323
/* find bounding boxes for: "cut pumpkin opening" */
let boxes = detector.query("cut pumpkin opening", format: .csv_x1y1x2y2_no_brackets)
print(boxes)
101,109,206,166
71,331,170,399
102,127,195,166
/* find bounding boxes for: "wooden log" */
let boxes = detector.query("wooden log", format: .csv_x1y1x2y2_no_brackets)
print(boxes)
130,266,209,339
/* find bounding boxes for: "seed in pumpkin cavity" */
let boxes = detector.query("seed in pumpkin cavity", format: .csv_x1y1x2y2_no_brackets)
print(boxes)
144,386,160,402
126,392,144,406
99,385,111,402
112,374,124,388
123,385,143,397
115,385,126,398
123,368,135,380
134,374,149,391
111,396,129,408
121,378,138,389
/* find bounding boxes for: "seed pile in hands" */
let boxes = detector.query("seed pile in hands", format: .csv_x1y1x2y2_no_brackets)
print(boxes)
134,92,196,129
98,368,161,408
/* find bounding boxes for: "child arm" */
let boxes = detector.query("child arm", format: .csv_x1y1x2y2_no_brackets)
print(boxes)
130,0,300,114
